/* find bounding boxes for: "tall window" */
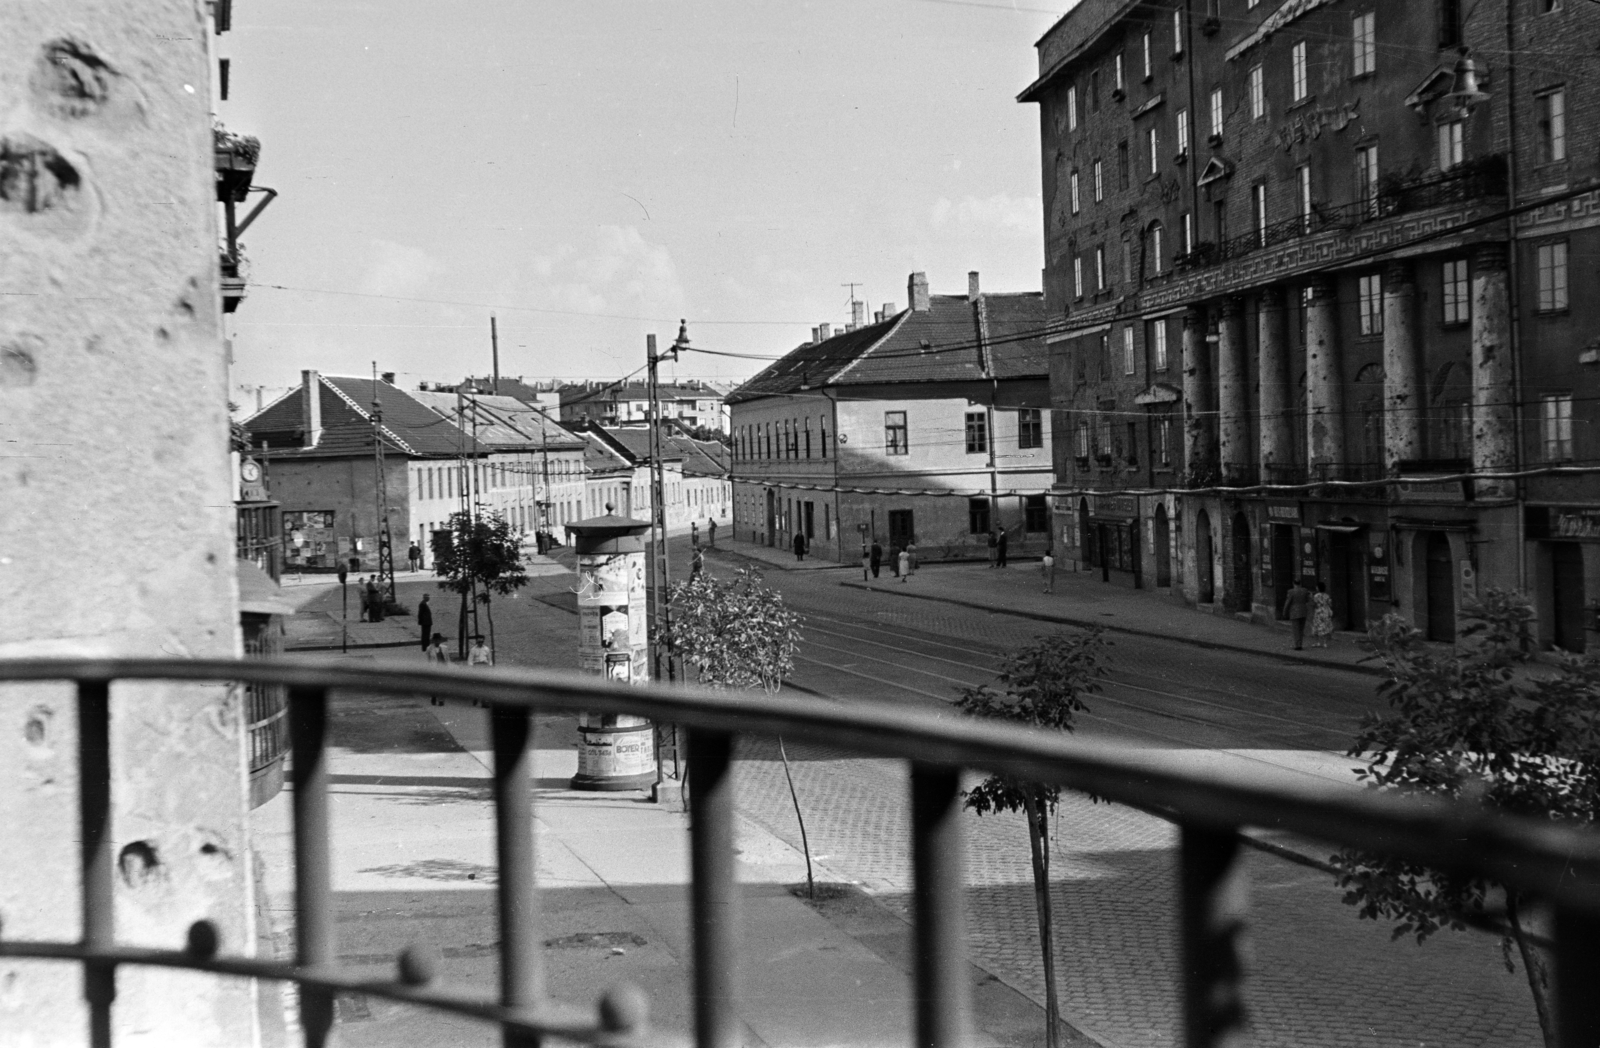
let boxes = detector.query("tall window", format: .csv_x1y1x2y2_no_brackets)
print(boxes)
1438,119,1464,170
1070,170,1080,214
1122,235,1133,283
1538,89,1567,163
1147,127,1159,175
1176,109,1189,155
885,411,907,455
1157,416,1173,466
1089,69,1100,111
1150,221,1164,274
1291,41,1308,102
1249,65,1265,119
1356,144,1379,214
1142,33,1152,79
1095,246,1106,290
1075,420,1091,459
968,497,991,534
1018,408,1043,449
1151,318,1169,371
1358,273,1384,335
1123,326,1136,375
804,418,812,458
1073,255,1084,298
1537,241,1569,311
1173,8,1184,53
1181,211,1194,254
1114,52,1125,92
1442,259,1470,325
1209,88,1224,137
965,411,989,454
1067,85,1078,131
1543,394,1574,460
1118,140,1130,189
820,415,828,457
1297,163,1313,231
1213,198,1228,243
1439,0,1463,48
1352,13,1376,75
1093,159,1104,201
1252,182,1267,246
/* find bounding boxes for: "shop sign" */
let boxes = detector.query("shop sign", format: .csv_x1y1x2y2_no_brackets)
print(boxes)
1300,538,1317,582
1395,478,1463,504
1368,532,1391,602
1091,495,1137,520
1553,509,1600,540
1266,503,1300,522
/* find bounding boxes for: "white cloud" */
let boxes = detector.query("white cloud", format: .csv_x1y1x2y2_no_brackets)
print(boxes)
929,192,1042,235
357,239,442,298
527,225,686,318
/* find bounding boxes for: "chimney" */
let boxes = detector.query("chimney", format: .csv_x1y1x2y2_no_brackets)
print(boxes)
968,271,981,302
882,302,895,318
811,326,821,344
818,322,832,340
851,299,866,329
908,272,930,312
380,371,395,385
300,369,322,449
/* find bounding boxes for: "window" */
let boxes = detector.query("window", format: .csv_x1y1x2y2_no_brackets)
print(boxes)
1210,88,1224,137
1249,65,1265,119
1118,140,1130,189
1213,198,1228,243
1097,411,1113,461
1122,235,1133,283
1352,13,1375,76
1442,259,1470,325
1356,144,1379,214
1067,85,1078,131
1142,33,1152,79
965,411,989,454
1157,416,1173,466
1114,52,1125,92
968,497,991,534
1025,494,1050,532
1181,211,1193,254
1018,408,1043,449
1093,159,1104,201
1291,41,1308,102
1099,333,1111,379
1252,182,1267,246
1437,119,1463,171
1123,326,1136,375
1151,318,1169,371
1150,221,1164,274
1095,246,1106,290
1075,420,1091,459
1147,127,1159,175
1538,89,1567,163
1439,0,1462,49
804,418,812,459
1089,69,1100,111
1543,394,1574,460
1297,163,1313,231
1070,170,1080,214
1173,8,1184,53
1537,241,1569,311
1176,109,1189,155
820,415,828,458
1073,255,1085,298
884,411,908,455
1126,422,1139,464
1358,273,1384,335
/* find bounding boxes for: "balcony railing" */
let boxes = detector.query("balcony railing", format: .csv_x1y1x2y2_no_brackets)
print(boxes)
2,656,1599,1048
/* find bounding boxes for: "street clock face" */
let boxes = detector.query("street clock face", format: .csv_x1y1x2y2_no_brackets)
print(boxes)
240,460,262,483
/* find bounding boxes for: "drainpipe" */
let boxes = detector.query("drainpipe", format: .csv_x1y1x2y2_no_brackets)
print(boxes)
1504,0,1528,593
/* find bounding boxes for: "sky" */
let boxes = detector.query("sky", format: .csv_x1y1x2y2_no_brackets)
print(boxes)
221,0,1071,411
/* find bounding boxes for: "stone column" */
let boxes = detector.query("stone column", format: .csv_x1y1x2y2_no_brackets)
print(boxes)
1382,261,1421,472
1257,286,1293,479
1217,297,1249,482
1471,244,1515,499
1,6,253,1043
1304,277,1345,479
1181,305,1215,481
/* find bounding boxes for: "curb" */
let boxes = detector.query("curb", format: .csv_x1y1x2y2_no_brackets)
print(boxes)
284,639,421,653
836,579,1382,677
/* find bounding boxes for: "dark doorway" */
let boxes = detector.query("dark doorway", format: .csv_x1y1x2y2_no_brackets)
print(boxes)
888,509,915,552
1196,509,1214,604
803,501,815,541
1079,498,1092,564
1425,532,1455,643
765,489,776,546
1272,525,1295,618
1551,542,1586,653
1325,530,1366,631
1154,504,1171,587
1230,511,1252,611
1096,523,1111,582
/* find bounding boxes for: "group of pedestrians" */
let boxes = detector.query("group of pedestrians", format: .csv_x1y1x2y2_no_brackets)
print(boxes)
356,576,385,622
860,539,916,581
1280,578,1335,650
985,529,1010,568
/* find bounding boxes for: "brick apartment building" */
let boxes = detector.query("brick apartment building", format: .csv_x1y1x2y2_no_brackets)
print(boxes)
1021,0,1599,651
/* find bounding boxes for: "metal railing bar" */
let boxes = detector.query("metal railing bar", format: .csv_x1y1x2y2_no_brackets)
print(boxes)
5,659,1600,912
288,686,335,1048
688,730,738,1048
77,680,115,1048
0,941,621,1043
491,705,542,1048
910,765,967,1048
1179,824,1249,1048
1555,904,1600,1048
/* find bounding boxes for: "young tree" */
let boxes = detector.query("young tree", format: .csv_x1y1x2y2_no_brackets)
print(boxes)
666,568,814,893
957,629,1109,1048
430,509,529,661
1334,590,1600,1048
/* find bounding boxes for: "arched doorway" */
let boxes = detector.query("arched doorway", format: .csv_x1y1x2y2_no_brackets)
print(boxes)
1154,504,1171,587
1196,508,1215,604
1230,511,1252,611
1079,498,1092,570
1425,532,1455,642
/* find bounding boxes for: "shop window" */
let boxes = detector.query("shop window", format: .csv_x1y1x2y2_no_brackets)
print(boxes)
1025,495,1050,532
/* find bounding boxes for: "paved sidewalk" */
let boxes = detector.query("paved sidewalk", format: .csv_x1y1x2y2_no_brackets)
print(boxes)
710,537,1376,675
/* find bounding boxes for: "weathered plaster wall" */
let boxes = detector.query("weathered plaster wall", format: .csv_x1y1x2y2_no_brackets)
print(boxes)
0,2,254,1043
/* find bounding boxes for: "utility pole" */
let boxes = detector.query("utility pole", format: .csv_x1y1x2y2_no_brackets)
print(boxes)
371,363,396,607
647,322,689,682
490,313,500,396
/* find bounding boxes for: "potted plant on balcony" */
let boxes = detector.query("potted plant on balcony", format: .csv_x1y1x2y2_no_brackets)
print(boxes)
214,123,260,203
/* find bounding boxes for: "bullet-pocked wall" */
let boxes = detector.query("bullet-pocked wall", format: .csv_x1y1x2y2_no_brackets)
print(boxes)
0,2,256,1043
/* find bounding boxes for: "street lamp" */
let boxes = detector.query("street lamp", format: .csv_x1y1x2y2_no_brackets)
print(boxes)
1444,47,1489,118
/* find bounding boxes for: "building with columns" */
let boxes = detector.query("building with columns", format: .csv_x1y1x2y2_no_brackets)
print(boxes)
1022,0,1599,652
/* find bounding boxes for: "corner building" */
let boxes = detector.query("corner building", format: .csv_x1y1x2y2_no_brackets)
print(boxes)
1021,0,1600,651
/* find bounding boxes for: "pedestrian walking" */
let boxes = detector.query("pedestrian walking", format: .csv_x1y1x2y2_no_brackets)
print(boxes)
691,547,704,577
793,531,806,561
708,518,718,548
996,529,1009,568
691,521,700,548
1041,547,1056,593
861,543,871,582
1282,578,1311,651
357,577,370,622
365,577,383,622
426,632,449,705
898,547,910,581
407,542,421,572
1310,581,1335,648
416,594,433,651
467,635,493,702
870,539,883,579
987,530,998,567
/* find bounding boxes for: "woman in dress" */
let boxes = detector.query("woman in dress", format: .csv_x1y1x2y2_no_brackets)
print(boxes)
1309,581,1335,648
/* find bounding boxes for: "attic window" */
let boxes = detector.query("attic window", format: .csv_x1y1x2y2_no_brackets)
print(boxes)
920,339,932,351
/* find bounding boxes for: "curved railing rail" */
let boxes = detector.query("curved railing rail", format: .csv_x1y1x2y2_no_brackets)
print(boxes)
1,656,1598,1048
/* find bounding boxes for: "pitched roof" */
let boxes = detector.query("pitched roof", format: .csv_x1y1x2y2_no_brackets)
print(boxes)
727,316,899,404
243,375,489,458
667,434,729,477
601,425,684,464
576,430,634,475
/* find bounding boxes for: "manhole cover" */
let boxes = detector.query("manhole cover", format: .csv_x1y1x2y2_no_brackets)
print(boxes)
544,931,646,949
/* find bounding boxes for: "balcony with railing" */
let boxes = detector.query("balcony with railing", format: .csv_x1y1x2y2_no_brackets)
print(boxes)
2,656,1598,1048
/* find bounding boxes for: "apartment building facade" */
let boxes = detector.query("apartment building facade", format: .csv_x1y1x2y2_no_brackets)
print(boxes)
1022,0,1599,651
